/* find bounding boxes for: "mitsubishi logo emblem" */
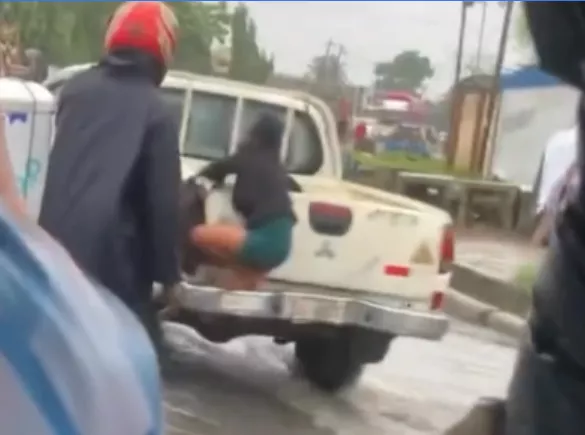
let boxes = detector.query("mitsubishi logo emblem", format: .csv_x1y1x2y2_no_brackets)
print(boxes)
315,241,335,259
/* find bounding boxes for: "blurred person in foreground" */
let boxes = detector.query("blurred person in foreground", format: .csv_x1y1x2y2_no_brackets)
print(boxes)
505,2,585,435
39,1,182,358
446,4,585,435
0,115,163,433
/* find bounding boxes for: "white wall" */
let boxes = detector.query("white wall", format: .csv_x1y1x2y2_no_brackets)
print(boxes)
491,84,579,190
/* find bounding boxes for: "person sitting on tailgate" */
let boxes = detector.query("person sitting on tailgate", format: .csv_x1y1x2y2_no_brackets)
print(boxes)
191,113,297,291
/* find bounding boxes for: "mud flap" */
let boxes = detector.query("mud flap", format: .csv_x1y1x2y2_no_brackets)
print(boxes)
505,334,585,435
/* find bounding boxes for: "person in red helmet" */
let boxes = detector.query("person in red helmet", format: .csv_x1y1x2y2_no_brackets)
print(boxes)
39,1,181,360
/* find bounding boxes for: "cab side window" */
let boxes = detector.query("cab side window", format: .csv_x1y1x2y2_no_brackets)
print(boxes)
286,111,323,175
237,99,323,174
182,91,237,160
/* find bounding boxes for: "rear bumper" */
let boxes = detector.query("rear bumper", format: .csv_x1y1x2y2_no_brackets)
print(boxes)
177,282,449,341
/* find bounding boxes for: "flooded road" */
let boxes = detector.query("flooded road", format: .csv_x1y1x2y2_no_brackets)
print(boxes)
163,320,518,435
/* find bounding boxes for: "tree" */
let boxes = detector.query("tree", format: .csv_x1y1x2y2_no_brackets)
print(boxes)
374,50,434,92
303,51,349,115
306,52,347,87
172,1,230,74
228,3,274,84
0,1,230,73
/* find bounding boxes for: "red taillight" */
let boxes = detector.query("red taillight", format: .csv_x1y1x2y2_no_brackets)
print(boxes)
439,225,455,274
430,291,445,311
384,265,410,277
309,202,353,237
309,202,352,219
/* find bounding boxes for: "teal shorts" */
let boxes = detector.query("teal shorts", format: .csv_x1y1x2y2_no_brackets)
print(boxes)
238,217,294,271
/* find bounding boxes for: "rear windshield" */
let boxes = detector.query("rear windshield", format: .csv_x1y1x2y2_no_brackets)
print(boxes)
46,80,324,175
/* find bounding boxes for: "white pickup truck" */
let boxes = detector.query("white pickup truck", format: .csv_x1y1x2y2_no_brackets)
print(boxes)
44,65,452,391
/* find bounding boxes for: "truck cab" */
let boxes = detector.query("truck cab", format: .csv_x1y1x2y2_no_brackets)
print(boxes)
44,66,452,392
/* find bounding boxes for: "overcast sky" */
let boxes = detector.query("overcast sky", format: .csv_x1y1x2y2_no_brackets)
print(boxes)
244,1,532,98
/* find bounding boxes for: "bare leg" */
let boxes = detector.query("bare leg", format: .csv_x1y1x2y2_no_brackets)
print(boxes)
191,223,246,261
191,224,266,291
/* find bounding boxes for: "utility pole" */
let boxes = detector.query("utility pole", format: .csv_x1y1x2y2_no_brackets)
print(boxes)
453,2,471,87
482,0,514,177
324,39,334,58
447,1,472,167
334,42,347,92
323,39,334,85
475,1,488,71
335,43,346,62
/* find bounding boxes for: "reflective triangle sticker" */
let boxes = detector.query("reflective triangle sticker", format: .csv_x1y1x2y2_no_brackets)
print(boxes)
410,243,434,265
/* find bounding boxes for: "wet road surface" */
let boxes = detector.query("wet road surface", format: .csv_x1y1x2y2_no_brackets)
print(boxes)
163,320,518,435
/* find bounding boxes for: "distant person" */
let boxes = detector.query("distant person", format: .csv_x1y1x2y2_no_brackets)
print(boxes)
0,106,164,435
535,126,577,215
190,114,297,291
39,1,182,359
532,161,579,246
354,122,367,143
532,126,577,246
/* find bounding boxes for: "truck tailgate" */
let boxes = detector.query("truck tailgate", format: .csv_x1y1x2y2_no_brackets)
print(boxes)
205,187,451,301
272,193,445,298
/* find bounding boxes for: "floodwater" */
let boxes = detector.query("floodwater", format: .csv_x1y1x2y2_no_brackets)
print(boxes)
163,319,518,435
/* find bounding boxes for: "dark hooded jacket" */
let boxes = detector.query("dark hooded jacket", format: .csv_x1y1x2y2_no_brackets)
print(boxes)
39,50,181,307
198,113,297,229
505,4,585,435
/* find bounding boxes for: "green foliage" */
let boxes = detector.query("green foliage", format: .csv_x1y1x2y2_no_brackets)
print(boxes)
374,50,434,93
354,151,477,179
228,3,274,84
0,1,230,72
172,1,230,74
306,53,347,87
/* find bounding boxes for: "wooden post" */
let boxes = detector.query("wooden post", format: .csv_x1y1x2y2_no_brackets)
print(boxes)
446,2,472,167
453,3,468,87
482,1,515,177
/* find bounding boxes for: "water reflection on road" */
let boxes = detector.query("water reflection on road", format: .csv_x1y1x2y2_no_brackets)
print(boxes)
163,320,517,435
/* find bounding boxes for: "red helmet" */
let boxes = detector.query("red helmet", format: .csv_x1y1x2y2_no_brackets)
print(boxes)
105,2,179,66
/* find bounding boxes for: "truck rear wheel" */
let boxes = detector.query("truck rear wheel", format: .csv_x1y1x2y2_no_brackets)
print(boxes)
295,330,394,392
295,338,363,392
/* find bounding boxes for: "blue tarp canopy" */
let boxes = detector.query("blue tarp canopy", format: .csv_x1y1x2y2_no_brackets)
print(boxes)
500,65,562,90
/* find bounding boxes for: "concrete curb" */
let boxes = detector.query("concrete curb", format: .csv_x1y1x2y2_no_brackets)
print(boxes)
451,264,531,317
445,289,526,340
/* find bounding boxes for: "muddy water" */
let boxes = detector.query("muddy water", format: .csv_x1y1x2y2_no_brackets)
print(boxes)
163,320,517,435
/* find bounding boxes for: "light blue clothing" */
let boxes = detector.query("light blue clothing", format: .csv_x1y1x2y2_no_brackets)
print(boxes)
0,205,163,435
